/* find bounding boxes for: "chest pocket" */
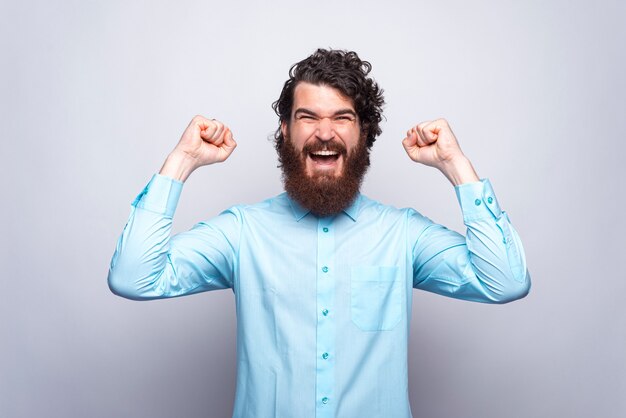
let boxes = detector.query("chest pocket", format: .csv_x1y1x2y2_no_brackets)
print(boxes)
351,265,402,331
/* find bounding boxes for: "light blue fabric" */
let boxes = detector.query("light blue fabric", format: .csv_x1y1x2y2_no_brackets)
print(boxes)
108,174,530,418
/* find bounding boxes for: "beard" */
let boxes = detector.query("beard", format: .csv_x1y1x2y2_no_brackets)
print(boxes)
278,134,371,217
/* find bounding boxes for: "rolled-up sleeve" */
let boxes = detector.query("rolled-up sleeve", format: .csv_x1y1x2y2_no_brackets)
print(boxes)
411,179,530,303
108,174,241,300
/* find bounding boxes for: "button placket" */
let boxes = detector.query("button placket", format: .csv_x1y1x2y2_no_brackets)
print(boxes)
481,180,502,219
316,218,336,416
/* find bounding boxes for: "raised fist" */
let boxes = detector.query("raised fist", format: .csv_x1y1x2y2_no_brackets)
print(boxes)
159,115,237,182
174,115,237,166
402,118,466,169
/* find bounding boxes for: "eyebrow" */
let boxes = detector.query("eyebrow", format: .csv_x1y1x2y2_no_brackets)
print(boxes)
294,108,357,118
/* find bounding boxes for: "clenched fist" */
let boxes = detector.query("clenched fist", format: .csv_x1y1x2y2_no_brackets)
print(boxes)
160,115,237,182
402,118,479,185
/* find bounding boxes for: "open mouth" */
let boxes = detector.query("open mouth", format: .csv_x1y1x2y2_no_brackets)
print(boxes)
309,150,341,165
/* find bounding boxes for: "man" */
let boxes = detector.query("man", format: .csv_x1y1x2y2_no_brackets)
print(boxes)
108,49,530,418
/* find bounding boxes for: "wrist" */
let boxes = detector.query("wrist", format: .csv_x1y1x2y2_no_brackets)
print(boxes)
439,156,479,186
159,150,198,182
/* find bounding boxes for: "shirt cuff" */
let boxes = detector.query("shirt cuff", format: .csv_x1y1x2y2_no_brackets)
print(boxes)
131,174,184,217
455,178,503,222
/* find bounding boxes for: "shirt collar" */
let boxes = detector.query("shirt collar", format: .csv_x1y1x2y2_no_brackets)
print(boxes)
287,193,361,222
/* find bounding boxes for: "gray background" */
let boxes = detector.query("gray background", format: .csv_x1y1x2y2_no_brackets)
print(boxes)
1,0,624,417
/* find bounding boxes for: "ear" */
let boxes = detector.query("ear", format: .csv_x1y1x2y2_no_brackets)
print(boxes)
281,120,288,139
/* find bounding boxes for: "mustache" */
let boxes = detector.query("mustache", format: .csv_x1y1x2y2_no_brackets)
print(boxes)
302,140,347,156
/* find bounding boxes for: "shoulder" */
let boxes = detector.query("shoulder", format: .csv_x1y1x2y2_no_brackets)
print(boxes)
358,194,434,232
192,194,289,236
358,194,427,219
223,193,293,220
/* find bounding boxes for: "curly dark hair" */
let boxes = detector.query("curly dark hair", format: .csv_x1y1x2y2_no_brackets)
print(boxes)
272,48,385,150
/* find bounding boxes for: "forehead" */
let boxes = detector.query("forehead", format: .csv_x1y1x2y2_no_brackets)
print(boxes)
292,82,355,113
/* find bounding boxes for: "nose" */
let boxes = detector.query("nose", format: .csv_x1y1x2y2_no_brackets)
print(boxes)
315,117,335,142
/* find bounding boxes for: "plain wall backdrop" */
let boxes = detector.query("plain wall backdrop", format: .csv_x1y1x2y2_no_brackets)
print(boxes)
1,0,625,417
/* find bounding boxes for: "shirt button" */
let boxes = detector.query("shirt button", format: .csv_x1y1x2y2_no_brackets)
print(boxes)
322,266,329,273
487,196,493,204
323,227,329,233
322,352,329,360
322,397,329,404
322,309,329,316
474,198,481,206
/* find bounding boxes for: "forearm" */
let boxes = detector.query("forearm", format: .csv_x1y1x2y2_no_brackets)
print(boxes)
413,179,530,303
107,173,238,299
462,212,530,303
439,156,480,186
455,179,530,302
159,150,199,182
107,175,184,300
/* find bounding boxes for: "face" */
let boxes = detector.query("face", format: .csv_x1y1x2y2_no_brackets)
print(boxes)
278,82,371,217
281,82,362,179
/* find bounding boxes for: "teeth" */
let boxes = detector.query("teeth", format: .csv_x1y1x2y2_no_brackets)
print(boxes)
311,150,339,156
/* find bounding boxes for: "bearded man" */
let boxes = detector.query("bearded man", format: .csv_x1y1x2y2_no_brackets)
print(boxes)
108,49,530,418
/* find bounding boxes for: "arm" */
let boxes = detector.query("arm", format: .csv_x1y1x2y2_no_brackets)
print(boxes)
403,119,530,303
107,116,238,300
410,179,530,303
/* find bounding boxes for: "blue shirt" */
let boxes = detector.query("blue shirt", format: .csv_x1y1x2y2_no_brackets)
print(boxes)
108,174,530,418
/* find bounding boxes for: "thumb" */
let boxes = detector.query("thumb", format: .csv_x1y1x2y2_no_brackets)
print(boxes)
223,129,237,150
418,124,439,145
218,129,238,161
402,130,422,162
402,129,418,150
425,125,440,142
